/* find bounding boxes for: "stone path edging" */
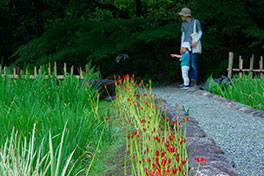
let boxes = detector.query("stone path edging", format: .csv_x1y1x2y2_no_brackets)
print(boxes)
189,89,264,119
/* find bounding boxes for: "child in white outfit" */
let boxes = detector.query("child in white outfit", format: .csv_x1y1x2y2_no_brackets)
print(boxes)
170,42,191,89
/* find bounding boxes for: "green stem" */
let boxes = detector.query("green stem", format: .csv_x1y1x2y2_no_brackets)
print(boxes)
85,121,107,176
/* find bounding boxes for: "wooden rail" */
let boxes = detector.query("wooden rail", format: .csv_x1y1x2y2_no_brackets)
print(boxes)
0,62,97,79
227,52,263,79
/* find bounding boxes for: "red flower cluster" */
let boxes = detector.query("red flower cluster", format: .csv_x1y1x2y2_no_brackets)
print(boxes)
195,157,208,165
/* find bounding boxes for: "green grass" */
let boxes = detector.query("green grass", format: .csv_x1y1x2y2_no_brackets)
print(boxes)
207,73,264,111
0,67,113,175
87,100,127,176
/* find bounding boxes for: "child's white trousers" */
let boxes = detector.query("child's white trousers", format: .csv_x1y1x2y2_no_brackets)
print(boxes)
181,66,190,86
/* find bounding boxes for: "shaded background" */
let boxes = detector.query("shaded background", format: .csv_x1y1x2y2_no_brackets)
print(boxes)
1,0,263,83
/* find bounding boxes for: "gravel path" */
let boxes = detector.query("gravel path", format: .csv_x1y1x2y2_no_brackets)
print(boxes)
152,86,264,176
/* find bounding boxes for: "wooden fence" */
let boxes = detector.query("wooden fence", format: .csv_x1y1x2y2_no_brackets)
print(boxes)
0,62,98,79
227,52,263,79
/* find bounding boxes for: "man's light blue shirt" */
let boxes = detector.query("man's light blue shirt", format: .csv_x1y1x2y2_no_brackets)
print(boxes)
181,18,202,46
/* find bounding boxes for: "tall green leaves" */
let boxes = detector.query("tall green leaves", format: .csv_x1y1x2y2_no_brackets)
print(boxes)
207,74,264,111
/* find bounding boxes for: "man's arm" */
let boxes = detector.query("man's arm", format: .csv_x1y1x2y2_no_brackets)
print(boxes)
180,32,185,54
192,20,203,48
194,20,203,42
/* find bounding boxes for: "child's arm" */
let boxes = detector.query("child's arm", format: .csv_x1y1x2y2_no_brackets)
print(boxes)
170,54,182,58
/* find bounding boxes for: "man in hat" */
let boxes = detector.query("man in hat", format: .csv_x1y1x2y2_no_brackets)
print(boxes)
178,7,202,87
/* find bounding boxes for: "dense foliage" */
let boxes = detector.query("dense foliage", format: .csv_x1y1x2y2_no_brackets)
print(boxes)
1,0,264,82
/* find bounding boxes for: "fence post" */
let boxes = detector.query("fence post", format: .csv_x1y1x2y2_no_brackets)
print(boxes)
3,66,6,78
34,66,37,78
239,56,243,78
71,65,74,76
13,67,16,78
54,62,57,78
250,55,254,78
260,56,263,80
227,52,234,79
79,67,83,79
64,63,67,76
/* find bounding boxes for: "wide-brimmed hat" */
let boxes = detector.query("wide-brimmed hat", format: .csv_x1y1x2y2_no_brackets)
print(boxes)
178,7,192,17
181,42,191,51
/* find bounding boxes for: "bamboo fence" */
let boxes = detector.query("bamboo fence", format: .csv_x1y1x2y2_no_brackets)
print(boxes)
227,52,263,79
0,62,97,79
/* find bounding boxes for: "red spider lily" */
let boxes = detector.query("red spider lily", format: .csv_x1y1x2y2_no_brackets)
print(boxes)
165,140,170,148
139,160,142,164
172,165,178,174
161,151,166,158
184,116,189,122
142,93,147,97
169,134,175,141
123,74,130,80
156,136,161,143
152,163,156,170
155,167,162,176
180,140,184,145
145,167,148,176
127,134,131,139
168,146,177,153
155,150,160,157
160,126,164,131
148,157,151,162
175,153,180,163
162,136,165,142
104,116,108,121
173,120,177,125
181,158,187,165
176,104,179,108
143,128,146,132
195,157,208,165
168,157,172,165
161,157,167,167
104,84,107,88
166,117,170,122
132,155,135,159
134,93,138,97
156,158,161,168
141,119,146,123
85,85,87,88
178,164,182,172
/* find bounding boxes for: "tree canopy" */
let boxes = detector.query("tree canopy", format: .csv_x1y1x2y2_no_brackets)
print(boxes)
1,0,263,82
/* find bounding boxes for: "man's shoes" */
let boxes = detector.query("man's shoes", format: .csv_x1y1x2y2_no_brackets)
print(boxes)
191,80,197,87
179,85,190,89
